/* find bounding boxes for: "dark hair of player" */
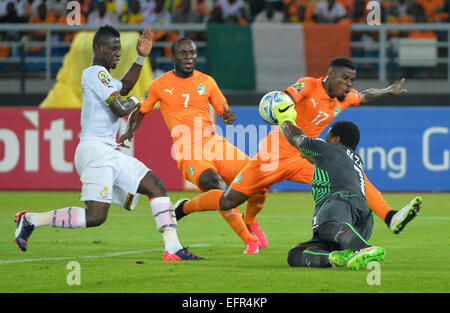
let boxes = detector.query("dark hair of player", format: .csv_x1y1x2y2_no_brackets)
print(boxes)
329,121,360,150
330,57,356,70
171,37,194,55
93,25,120,50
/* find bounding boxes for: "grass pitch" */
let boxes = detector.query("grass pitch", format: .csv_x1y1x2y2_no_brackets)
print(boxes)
0,191,449,293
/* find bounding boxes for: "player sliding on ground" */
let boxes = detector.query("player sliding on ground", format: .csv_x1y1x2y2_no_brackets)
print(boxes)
120,37,264,253
14,25,203,261
272,100,385,269
175,57,422,252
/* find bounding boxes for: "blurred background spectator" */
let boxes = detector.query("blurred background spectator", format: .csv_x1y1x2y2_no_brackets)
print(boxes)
254,0,284,23
313,0,347,23
87,0,118,25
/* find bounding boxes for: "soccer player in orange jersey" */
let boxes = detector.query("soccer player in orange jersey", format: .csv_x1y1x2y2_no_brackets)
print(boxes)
120,37,263,253
175,57,422,251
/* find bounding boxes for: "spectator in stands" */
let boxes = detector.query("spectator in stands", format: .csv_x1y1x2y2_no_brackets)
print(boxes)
29,1,57,27
207,2,225,24
143,0,171,25
0,1,27,24
217,0,248,24
0,0,27,58
12,0,37,20
350,0,365,23
194,0,210,19
28,2,58,53
48,0,66,18
121,0,143,24
105,0,127,20
254,0,283,23
442,0,450,22
140,0,154,16
172,0,204,40
87,0,118,25
313,0,347,23
282,0,298,23
144,0,174,56
78,0,93,17
172,0,203,23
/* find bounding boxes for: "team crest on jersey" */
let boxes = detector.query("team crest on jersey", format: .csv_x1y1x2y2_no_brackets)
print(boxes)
101,186,108,198
292,82,305,92
197,83,206,95
188,166,195,176
334,106,342,117
98,71,111,86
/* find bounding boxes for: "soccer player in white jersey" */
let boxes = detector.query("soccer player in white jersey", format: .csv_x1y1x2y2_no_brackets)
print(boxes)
14,25,203,261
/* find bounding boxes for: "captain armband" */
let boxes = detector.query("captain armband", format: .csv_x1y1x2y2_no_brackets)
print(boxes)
105,91,120,105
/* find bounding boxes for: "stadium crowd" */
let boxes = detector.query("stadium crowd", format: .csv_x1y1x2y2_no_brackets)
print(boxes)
0,0,449,74
1,0,449,27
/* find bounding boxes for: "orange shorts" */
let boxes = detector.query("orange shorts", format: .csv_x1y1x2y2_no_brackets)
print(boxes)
177,135,249,191
230,149,314,196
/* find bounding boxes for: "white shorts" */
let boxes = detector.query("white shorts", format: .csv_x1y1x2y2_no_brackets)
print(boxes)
74,140,149,210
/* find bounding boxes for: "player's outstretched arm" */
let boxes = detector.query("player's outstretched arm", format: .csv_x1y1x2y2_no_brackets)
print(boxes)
360,78,407,103
109,96,140,118
119,108,145,148
120,26,153,96
280,121,307,151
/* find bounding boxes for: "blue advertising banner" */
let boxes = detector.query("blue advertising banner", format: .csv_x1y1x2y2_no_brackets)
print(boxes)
216,106,449,192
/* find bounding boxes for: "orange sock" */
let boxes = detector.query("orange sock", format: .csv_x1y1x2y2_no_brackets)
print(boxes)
218,207,255,244
183,190,255,244
243,191,267,225
183,190,224,214
365,175,392,221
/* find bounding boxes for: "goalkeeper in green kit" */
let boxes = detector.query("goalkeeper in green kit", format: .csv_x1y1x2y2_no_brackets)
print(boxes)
273,95,386,270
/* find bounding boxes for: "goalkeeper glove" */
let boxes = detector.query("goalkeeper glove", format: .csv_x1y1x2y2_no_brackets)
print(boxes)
273,100,297,126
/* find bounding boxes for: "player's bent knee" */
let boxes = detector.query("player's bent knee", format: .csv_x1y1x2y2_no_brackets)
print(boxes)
85,206,109,227
219,196,238,211
198,169,227,191
287,246,306,267
139,171,168,198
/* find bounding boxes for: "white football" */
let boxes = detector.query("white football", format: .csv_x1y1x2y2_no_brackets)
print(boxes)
258,91,294,125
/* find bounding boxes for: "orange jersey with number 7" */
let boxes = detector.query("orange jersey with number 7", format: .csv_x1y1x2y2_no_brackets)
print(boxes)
139,70,228,144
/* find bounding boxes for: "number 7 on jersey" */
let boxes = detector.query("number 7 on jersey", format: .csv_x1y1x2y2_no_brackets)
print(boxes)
182,93,190,107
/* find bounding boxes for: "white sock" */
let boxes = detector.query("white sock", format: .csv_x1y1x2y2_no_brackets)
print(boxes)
150,197,183,254
25,207,86,229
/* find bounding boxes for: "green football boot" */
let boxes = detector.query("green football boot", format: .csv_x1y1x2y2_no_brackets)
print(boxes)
347,246,386,270
328,249,355,267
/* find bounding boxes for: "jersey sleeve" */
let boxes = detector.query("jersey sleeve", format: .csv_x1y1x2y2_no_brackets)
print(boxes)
296,136,327,157
208,76,228,115
283,77,311,104
139,80,160,114
347,89,361,107
91,68,121,106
